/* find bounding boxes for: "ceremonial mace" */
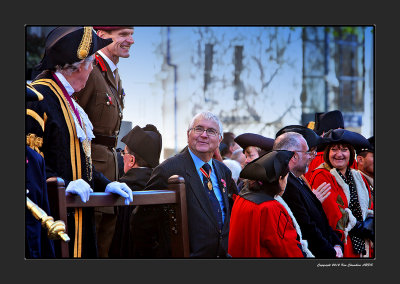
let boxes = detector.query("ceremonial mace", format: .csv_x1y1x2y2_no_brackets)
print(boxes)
26,196,70,242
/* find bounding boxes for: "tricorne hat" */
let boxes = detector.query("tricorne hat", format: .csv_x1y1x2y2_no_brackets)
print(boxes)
35,26,113,71
121,124,162,168
240,150,294,183
323,129,370,149
275,124,325,149
356,136,374,154
314,110,344,136
234,133,274,154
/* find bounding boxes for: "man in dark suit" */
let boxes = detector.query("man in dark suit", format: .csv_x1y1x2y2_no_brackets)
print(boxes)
273,130,344,258
145,111,238,258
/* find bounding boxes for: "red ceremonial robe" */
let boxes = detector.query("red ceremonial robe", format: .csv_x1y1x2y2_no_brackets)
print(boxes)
309,164,374,258
228,192,305,258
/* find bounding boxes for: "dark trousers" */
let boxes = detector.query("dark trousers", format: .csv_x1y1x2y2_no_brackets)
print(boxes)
94,208,117,258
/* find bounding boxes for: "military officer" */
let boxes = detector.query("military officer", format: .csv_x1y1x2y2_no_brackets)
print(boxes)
73,26,134,257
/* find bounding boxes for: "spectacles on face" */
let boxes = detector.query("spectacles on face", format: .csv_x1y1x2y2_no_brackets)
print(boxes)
189,126,219,137
295,150,317,157
120,150,132,157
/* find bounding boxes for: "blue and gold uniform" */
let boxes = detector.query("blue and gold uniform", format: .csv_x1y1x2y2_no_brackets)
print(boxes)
26,26,112,258
26,83,55,258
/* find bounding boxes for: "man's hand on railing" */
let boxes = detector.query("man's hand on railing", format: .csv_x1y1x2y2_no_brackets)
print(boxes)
105,181,133,205
65,179,93,203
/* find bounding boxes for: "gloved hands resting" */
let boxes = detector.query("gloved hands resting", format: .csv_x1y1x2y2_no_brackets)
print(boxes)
105,181,133,205
66,179,93,203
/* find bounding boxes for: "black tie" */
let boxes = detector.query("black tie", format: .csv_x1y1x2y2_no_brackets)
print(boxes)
201,163,223,231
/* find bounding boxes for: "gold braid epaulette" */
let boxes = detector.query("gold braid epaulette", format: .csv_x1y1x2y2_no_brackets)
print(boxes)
77,26,93,60
26,133,44,158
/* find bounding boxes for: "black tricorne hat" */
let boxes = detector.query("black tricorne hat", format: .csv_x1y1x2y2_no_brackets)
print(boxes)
275,124,325,149
35,26,113,71
121,124,162,168
314,110,344,136
356,136,374,154
234,133,274,154
323,129,370,149
240,150,294,183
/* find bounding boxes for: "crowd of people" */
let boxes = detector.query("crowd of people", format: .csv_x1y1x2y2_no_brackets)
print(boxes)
25,26,374,259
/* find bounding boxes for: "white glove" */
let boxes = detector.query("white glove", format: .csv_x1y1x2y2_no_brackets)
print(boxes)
334,245,343,258
66,179,93,203
105,181,133,205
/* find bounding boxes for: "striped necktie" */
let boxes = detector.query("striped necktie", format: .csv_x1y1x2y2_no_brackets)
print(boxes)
201,163,223,231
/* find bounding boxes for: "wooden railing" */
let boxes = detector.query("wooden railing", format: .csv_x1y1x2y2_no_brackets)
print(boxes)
46,175,189,258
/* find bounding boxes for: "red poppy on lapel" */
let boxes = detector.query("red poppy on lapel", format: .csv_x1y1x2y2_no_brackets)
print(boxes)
221,179,227,192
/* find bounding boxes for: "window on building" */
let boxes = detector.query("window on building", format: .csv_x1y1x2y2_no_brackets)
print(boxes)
204,43,214,93
234,45,244,100
301,26,366,129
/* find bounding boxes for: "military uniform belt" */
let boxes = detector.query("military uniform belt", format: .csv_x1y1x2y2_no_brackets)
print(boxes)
92,134,117,148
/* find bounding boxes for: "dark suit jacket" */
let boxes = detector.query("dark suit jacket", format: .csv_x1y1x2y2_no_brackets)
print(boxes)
282,173,343,258
145,148,238,258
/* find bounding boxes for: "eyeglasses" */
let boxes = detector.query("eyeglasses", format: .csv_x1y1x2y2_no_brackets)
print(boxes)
120,150,132,157
295,150,317,156
189,126,219,137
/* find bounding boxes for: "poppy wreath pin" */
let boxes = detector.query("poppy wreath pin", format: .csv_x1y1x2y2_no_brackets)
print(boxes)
221,179,227,193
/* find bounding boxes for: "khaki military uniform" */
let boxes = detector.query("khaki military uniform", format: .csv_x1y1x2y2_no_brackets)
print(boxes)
73,52,125,257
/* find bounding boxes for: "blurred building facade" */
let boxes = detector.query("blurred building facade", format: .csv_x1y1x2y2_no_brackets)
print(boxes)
26,26,374,161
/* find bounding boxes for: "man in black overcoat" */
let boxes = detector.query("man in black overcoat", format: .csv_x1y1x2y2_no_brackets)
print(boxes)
109,124,170,258
273,127,344,258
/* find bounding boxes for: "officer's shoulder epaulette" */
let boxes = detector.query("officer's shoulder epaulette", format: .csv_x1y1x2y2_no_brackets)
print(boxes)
27,83,44,102
95,53,107,72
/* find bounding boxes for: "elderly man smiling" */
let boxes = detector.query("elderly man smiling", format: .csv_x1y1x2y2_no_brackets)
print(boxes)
145,111,238,257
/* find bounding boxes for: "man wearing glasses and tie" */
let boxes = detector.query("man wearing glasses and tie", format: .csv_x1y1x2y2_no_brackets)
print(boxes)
73,26,134,258
145,111,238,258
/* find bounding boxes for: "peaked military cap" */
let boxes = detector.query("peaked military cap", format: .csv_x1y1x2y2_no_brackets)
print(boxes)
35,26,113,71
323,129,370,149
93,26,133,31
234,133,274,153
121,124,162,168
240,150,294,183
314,110,344,136
275,124,325,149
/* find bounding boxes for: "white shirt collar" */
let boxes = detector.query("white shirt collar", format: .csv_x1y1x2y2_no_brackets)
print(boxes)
97,50,117,73
54,72,75,96
54,72,95,142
